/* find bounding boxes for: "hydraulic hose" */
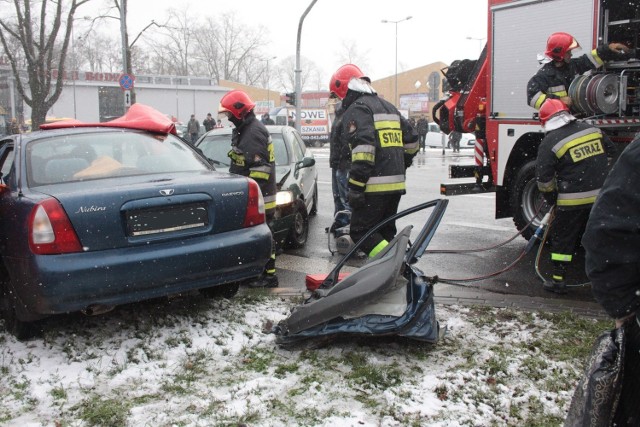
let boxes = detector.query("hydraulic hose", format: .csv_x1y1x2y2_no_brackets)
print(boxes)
425,203,545,254
429,207,553,285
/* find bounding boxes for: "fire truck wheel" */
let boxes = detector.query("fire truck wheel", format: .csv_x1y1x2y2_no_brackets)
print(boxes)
510,160,546,241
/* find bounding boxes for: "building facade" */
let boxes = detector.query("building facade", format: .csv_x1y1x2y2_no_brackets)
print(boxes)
0,56,448,134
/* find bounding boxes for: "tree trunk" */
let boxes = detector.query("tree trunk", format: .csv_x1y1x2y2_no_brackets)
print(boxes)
30,104,50,131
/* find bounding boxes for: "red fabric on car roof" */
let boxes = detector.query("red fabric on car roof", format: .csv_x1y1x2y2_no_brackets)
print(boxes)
39,104,177,135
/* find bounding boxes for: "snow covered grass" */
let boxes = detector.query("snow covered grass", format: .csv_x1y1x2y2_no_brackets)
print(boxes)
0,291,611,427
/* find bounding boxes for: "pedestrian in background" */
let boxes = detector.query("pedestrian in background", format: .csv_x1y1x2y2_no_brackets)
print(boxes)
449,130,462,153
219,90,278,288
262,113,275,125
535,99,615,294
329,63,418,259
214,119,224,128
416,116,429,153
8,118,20,135
187,114,200,144
203,113,215,132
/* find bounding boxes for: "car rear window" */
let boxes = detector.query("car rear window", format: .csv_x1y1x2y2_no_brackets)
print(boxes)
27,131,210,186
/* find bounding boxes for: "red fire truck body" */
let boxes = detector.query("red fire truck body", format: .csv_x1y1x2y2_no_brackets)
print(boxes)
436,0,640,239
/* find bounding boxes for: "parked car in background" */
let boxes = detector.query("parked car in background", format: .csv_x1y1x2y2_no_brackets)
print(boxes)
0,105,272,339
196,125,318,249
425,123,476,149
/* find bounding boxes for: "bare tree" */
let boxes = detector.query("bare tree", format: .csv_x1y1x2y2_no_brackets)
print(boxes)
0,0,92,128
70,33,120,73
147,7,195,76
335,39,371,72
275,55,321,92
191,13,267,83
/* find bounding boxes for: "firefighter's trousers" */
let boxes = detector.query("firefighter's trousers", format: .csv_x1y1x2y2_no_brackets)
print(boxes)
549,206,591,281
265,211,276,276
350,193,401,257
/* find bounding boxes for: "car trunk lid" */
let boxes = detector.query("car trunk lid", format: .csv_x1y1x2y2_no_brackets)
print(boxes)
32,172,251,252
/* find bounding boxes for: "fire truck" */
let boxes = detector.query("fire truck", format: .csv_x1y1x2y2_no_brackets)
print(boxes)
435,0,640,239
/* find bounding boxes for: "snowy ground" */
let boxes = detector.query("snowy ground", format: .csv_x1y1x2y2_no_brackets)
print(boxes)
0,290,610,427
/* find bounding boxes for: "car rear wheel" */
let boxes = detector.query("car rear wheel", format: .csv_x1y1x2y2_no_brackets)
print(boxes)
287,201,309,248
0,278,38,340
200,282,240,299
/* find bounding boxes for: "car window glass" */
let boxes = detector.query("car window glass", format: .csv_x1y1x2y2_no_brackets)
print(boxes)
27,131,210,186
198,135,233,168
199,133,288,167
270,134,288,166
290,131,305,162
0,146,14,184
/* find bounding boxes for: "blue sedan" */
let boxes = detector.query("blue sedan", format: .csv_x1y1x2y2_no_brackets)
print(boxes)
0,107,272,339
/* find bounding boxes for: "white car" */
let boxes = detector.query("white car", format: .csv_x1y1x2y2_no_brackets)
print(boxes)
424,123,476,149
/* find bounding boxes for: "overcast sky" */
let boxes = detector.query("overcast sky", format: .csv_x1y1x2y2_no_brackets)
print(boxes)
89,0,488,84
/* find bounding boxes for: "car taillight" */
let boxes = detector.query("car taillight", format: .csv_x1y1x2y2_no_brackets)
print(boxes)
243,178,265,227
29,198,82,255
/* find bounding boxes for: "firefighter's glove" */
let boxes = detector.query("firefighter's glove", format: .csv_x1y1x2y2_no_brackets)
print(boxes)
542,191,557,207
608,43,630,54
348,190,366,209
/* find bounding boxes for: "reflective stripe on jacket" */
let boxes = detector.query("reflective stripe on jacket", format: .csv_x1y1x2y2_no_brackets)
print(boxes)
342,92,418,195
536,121,614,208
228,112,277,214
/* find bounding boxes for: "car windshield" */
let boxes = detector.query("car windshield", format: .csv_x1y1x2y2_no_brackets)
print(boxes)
198,133,289,167
27,131,210,186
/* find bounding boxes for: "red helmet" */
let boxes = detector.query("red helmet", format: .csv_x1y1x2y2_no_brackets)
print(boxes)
329,64,366,99
219,90,256,120
545,32,580,61
539,99,570,125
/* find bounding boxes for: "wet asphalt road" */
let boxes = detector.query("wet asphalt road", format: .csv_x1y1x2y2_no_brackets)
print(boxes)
276,146,596,305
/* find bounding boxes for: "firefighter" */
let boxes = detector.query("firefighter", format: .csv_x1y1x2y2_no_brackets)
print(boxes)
328,94,351,233
581,136,640,424
535,99,615,294
527,32,635,110
219,90,278,288
329,64,419,258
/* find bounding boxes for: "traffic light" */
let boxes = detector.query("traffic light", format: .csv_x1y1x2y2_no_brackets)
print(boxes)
285,92,297,106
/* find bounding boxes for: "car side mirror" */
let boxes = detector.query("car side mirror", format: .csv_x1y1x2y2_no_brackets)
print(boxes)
295,157,315,171
294,157,315,178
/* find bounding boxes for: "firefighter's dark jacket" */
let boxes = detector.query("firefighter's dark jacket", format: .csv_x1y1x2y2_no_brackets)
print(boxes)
329,102,350,171
527,45,637,110
228,112,277,213
582,137,640,319
341,90,419,195
536,120,614,207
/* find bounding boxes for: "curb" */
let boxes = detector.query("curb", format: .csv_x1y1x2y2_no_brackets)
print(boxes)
265,284,609,320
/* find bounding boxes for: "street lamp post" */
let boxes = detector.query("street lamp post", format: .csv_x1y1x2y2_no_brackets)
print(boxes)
263,56,276,109
382,16,412,107
295,0,318,134
466,36,486,55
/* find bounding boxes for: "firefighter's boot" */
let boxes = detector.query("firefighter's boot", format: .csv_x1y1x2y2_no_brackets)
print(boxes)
247,273,279,289
543,279,567,294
